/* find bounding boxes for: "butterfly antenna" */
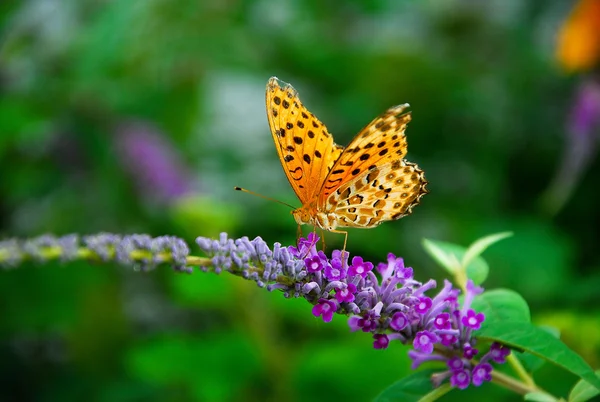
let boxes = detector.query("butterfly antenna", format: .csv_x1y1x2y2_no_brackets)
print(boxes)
234,187,296,210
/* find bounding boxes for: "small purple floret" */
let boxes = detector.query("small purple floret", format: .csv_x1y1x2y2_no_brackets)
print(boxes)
462,309,485,330
304,255,324,273
373,334,389,349
348,256,373,278
324,258,347,281
358,310,380,332
472,363,493,386
390,312,409,331
334,283,356,303
447,356,464,371
434,313,451,329
413,330,440,354
415,296,433,314
440,333,458,346
463,344,479,360
450,369,471,389
312,298,338,323
348,316,361,332
489,342,511,363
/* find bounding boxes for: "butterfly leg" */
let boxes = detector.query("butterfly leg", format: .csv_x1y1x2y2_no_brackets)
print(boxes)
319,228,326,251
328,228,349,255
296,224,302,246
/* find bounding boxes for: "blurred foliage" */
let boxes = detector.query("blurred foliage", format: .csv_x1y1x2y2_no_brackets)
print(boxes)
1,0,599,401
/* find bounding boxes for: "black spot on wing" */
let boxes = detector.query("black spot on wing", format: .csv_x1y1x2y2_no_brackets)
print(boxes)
289,166,303,180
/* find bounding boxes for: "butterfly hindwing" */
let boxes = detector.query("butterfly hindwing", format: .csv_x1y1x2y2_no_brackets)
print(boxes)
318,104,412,204
266,77,344,205
324,159,428,228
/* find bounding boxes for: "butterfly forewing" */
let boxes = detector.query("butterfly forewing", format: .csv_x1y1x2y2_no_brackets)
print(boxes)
266,77,344,205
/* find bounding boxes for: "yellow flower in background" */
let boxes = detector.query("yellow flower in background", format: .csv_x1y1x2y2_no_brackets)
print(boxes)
556,0,600,72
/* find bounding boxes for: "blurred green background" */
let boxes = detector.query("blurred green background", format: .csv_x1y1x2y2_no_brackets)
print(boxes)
1,0,599,401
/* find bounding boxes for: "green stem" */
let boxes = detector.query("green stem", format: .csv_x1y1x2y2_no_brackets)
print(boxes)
507,354,536,387
418,383,453,401
491,369,553,398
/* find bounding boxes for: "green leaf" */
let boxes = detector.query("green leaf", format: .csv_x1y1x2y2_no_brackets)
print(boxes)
422,239,489,283
471,288,531,324
477,322,600,390
524,391,559,402
421,238,462,274
516,326,560,373
464,254,490,286
461,232,513,270
422,234,512,285
374,369,451,402
569,370,600,402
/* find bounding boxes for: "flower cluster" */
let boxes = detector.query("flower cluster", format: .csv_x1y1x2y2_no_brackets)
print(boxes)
0,233,190,272
116,120,194,202
430,342,511,389
1,231,510,390
195,233,510,390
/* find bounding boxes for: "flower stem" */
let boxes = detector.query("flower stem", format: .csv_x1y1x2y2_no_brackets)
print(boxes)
507,354,536,387
491,369,552,397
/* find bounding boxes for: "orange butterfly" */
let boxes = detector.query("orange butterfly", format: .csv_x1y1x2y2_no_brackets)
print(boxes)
266,77,428,250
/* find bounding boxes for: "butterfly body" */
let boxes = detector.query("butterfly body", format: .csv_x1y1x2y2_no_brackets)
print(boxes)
292,205,337,231
266,77,428,248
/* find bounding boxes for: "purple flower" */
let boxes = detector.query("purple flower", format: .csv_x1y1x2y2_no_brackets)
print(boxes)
312,299,338,323
408,350,447,370
488,342,511,364
542,79,600,214
472,363,493,386
462,309,485,330
5,231,512,392
1,233,191,272
434,313,451,329
450,369,471,390
334,283,356,303
447,356,464,371
304,255,325,273
413,330,440,354
396,266,413,282
348,256,373,278
463,344,479,360
348,316,361,332
357,310,380,332
324,258,347,280
330,249,349,267
415,297,432,314
116,120,193,203
194,233,507,391
440,333,458,346
569,80,600,137
390,312,409,331
301,232,319,249
373,334,389,349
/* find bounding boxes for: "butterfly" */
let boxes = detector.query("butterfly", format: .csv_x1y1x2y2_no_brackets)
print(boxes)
266,77,428,250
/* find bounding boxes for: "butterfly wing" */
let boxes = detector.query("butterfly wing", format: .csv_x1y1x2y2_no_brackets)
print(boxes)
318,104,428,226
266,77,344,205
324,160,428,227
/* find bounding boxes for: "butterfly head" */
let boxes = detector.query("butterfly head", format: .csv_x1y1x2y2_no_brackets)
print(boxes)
292,206,339,231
